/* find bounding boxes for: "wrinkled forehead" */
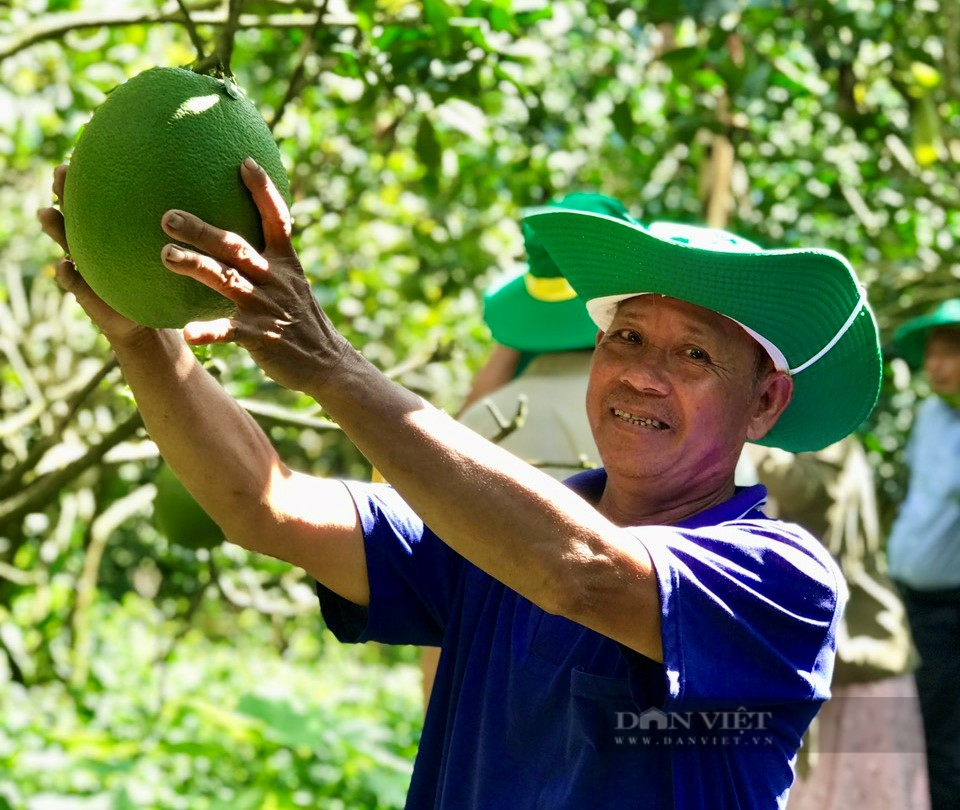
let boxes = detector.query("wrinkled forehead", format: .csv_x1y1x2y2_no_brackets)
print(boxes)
604,293,787,370
610,294,726,328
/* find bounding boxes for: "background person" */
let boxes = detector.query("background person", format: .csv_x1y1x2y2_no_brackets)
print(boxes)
742,439,928,810
458,192,637,475
887,298,960,810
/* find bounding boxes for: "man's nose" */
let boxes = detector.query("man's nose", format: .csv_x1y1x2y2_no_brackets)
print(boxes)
620,346,672,394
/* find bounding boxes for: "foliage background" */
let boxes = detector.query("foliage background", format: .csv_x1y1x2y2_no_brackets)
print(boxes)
2,0,959,807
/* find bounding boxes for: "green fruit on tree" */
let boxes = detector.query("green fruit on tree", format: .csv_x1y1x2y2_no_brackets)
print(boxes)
63,66,291,328
153,463,224,551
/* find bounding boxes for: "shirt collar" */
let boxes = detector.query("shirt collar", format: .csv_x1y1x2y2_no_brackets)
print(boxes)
563,467,768,528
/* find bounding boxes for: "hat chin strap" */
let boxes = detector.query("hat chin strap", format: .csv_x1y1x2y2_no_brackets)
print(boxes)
787,285,868,375
586,286,868,377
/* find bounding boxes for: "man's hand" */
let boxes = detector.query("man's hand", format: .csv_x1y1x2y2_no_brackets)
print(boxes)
37,164,151,346
157,157,352,394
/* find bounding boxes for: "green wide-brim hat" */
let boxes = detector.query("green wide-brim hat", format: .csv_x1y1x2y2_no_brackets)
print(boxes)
892,298,960,369
522,211,882,453
483,193,637,352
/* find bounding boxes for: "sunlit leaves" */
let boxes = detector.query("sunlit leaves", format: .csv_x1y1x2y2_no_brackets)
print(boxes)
0,596,421,808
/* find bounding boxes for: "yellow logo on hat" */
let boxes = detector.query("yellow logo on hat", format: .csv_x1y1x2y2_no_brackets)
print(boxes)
524,273,578,302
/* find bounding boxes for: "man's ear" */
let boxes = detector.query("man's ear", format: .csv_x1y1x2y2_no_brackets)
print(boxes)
747,372,794,442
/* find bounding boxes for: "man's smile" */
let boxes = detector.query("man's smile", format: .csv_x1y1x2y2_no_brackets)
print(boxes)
612,407,669,430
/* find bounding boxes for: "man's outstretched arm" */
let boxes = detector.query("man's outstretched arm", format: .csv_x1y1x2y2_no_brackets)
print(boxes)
38,165,369,607
148,158,665,662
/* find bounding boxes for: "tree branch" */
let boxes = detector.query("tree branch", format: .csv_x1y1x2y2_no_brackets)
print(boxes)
222,0,243,68
0,356,120,501
174,0,208,61
0,560,44,586
381,339,455,380
236,398,342,431
193,0,244,75
486,395,527,444
0,631,26,685
0,410,143,530
0,4,359,64
213,564,316,616
69,484,155,689
269,0,329,131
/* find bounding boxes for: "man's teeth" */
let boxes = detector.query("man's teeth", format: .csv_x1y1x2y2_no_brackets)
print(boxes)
613,408,667,429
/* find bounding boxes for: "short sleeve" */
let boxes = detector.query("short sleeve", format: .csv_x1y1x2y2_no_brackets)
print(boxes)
316,481,464,647
637,519,843,710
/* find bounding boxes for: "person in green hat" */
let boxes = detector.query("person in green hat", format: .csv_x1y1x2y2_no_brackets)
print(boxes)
886,298,960,810
41,161,882,808
458,192,637,480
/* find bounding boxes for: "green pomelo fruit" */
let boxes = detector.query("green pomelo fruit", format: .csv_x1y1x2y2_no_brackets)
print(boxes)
153,463,224,551
63,67,291,328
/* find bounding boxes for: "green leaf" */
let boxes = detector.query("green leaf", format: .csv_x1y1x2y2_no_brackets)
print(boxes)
612,99,634,142
236,693,333,751
659,46,706,76
423,0,453,38
415,116,442,172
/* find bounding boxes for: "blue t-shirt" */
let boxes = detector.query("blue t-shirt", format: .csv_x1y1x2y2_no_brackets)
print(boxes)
318,469,843,809
886,396,960,589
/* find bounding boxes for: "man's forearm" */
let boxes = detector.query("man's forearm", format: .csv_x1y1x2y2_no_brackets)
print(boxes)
307,351,615,610
111,329,286,548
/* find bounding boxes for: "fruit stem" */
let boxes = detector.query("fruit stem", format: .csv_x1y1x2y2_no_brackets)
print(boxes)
188,0,242,79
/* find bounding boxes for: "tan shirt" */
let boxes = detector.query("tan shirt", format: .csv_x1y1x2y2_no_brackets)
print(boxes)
458,351,599,481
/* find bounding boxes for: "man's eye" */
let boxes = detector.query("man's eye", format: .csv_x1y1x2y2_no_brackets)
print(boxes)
618,330,642,343
687,347,710,361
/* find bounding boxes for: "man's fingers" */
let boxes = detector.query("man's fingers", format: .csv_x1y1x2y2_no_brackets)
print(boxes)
53,164,67,201
38,207,69,252
183,317,237,346
54,259,101,312
240,157,293,255
54,258,81,292
161,211,268,280
53,256,144,339
162,244,257,301
40,164,71,253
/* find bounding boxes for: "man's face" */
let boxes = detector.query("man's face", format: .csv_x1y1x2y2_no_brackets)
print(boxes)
586,295,780,490
923,326,960,397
